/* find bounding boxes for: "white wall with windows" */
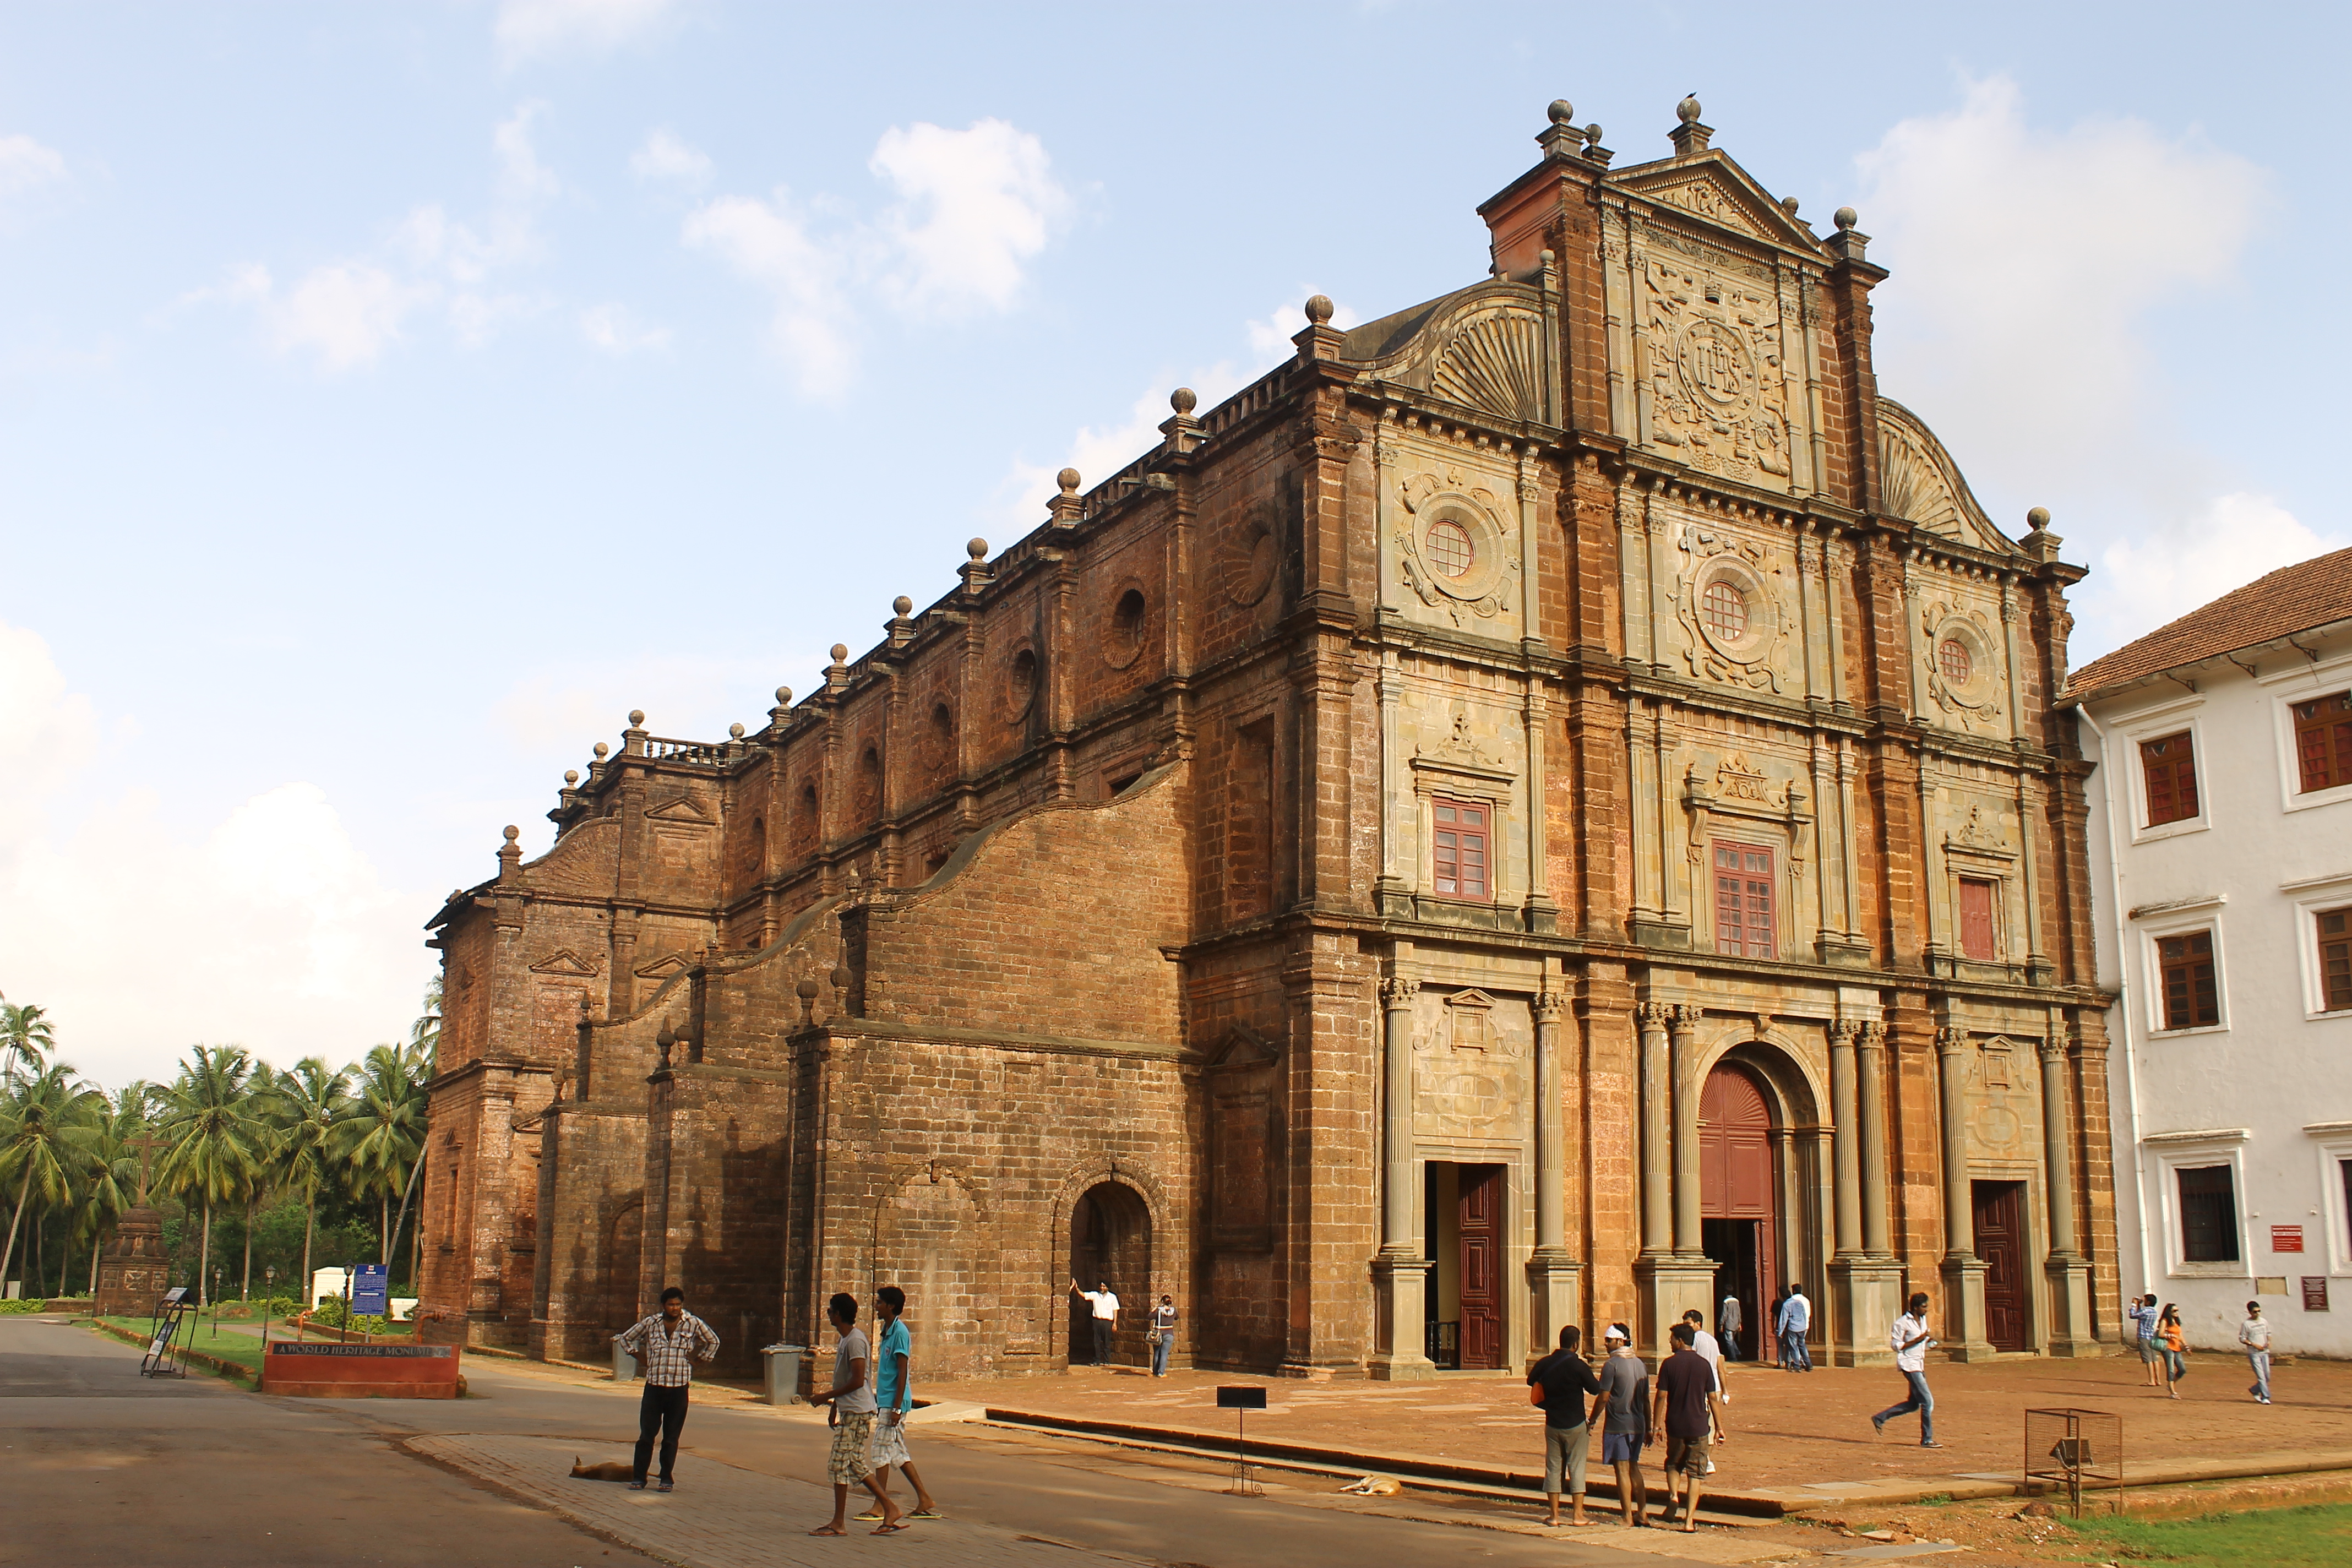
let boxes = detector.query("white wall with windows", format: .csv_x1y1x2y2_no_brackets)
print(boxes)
2082,616,2352,1357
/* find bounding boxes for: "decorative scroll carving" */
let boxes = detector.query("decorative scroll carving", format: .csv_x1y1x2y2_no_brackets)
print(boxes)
1920,599,2004,726
1431,313,1545,422
1415,708,1506,774
1640,253,1792,491
1676,523,1793,692
1396,469,1520,626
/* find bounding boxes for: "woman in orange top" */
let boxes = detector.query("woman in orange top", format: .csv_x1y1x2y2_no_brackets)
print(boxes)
2158,1304,2188,1399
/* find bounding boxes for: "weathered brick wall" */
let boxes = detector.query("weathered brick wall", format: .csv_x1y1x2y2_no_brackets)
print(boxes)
643,1063,792,1375
533,1099,649,1363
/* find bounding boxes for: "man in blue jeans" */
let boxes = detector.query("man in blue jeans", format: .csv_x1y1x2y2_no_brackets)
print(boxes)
1871,1293,1942,1448
1776,1284,1812,1371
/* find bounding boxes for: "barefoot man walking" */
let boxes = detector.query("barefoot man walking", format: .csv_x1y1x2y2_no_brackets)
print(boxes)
808,1293,903,1537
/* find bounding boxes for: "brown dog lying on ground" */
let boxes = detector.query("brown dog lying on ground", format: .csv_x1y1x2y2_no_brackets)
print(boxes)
570,1457,636,1482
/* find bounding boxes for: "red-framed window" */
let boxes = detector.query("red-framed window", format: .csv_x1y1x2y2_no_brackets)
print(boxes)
1958,876,1999,961
2139,731,2201,825
2319,907,2352,1012
2296,692,2352,793
1713,843,1775,957
1431,796,1490,900
2158,929,2220,1030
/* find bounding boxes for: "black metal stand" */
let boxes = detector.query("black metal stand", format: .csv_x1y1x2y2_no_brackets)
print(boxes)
1217,1385,1266,1496
141,1288,192,1379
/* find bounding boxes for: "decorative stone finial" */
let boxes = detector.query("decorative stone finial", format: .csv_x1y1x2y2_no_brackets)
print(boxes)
628,709,645,727
503,824,520,842
564,769,579,786
1834,206,1858,231
1669,94,1712,157
593,741,609,759
2027,506,2051,530
1780,195,1800,217
729,722,745,739
1057,467,1081,494
893,595,913,616
1677,94,1702,124
830,643,848,662
1304,294,1335,325
966,537,988,559
1548,99,1574,125
830,966,852,992
775,685,792,705
1580,124,1613,167
1170,386,1197,415
796,978,820,999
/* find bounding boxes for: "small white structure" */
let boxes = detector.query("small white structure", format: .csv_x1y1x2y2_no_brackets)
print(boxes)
309,1267,350,1308
2072,547,2352,1357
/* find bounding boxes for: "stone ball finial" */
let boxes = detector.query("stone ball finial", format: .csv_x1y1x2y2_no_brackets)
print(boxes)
1834,206,1858,231
502,824,519,843
830,966,852,990
966,537,988,560
1170,386,1197,415
775,685,792,705
1780,195,1800,216
893,595,913,616
830,643,849,663
1584,123,1603,146
628,709,645,727
1678,94,1702,124
1548,99,1575,126
729,722,745,739
1055,467,1081,494
1304,293,1335,325
564,769,579,786
593,741,609,759
2027,506,2052,530
795,977,820,1000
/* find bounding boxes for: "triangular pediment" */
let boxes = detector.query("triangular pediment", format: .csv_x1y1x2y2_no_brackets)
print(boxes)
644,794,716,825
1615,153,1822,253
527,948,602,977
632,951,691,981
1205,1022,1281,1070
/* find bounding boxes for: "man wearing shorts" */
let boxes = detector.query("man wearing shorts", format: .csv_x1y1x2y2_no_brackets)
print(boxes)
1589,1324,1652,1527
1652,1321,1727,1532
2129,1292,2162,1387
857,1285,940,1524
808,1293,901,1536
1526,1324,1603,1526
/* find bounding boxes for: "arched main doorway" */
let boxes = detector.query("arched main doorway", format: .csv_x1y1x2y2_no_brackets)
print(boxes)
1700,1064,1778,1361
1067,1182,1151,1365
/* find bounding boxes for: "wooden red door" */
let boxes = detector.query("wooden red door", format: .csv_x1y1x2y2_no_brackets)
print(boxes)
1701,1066,1779,1349
1973,1181,2029,1351
1458,1165,1504,1370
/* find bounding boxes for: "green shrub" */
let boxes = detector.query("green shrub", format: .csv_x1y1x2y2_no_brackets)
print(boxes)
0,1298,45,1315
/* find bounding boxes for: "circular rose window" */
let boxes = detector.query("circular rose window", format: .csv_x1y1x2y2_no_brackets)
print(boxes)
1424,518,1474,578
1939,637,1973,685
1701,578,1749,640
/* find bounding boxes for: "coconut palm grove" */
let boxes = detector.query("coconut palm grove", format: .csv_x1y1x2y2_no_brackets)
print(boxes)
0,988,439,1310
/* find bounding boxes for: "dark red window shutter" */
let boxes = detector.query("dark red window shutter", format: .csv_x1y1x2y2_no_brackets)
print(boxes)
1959,877,1997,961
1713,843,1774,958
2295,693,2352,793
2139,731,2199,825
2158,929,2220,1029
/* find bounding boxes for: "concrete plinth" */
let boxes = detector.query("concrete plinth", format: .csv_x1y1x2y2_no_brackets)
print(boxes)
1634,1255,1717,1360
1939,1256,1999,1363
1525,1250,1582,1366
1368,1254,1436,1381
2044,1255,2101,1357
1828,1256,1904,1366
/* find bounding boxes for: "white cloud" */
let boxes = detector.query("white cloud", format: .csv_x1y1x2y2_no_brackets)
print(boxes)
580,301,671,354
869,119,1069,315
0,133,67,203
0,622,431,1088
684,118,1070,393
683,188,854,395
1853,75,2301,658
496,0,679,59
630,128,711,189
202,260,427,371
2086,493,2342,657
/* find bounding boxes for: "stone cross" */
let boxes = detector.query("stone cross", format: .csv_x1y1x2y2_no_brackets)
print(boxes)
126,1130,168,1206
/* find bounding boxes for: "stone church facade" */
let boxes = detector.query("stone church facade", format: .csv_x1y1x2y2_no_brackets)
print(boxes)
418,97,2117,1381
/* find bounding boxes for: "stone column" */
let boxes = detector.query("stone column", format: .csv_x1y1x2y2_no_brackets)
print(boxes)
1370,968,1434,1379
1670,1005,1704,1257
1526,985,1580,1362
2040,1028,2098,1356
1830,1019,1902,1364
1637,1003,1672,1258
1936,1025,1995,1362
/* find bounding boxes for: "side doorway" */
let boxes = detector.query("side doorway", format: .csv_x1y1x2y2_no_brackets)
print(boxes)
1972,1180,2030,1352
1423,1162,1508,1370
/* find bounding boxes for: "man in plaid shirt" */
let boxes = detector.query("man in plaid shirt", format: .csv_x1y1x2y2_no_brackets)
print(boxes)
619,1286,721,1490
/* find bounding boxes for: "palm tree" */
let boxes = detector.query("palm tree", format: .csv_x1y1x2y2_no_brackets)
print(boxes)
0,1000,58,1088
154,1046,265,1305
407,978,442,1077
68,1085,148,1297
0,1064,101,1289
336,1044,428,1267
262,1059,351,1300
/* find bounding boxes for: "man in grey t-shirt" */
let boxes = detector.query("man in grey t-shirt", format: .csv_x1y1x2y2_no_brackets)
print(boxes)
1588,1324,1652,1527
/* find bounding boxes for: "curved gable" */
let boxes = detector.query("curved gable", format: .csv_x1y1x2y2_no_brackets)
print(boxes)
1344,281,1552,426
1877,399,2020,557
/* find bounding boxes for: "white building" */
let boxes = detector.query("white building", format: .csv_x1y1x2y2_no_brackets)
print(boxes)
2071,547,2352,1358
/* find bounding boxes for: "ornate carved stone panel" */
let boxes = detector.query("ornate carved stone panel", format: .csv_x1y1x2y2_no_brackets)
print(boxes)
1673,519,1796,693
1394,462,1521,630
1637,244,1793,491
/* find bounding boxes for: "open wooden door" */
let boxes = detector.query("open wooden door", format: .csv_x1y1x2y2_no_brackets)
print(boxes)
1457,1164,1504,1369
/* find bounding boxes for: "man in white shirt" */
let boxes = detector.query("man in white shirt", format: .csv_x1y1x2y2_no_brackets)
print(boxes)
1718,1292,1743,1361
1776,1284,1812,1371
1870,1292,1941,1447
1071,1279,1120,1367
1679,1309,1728,1475
2239,1300,2273,1404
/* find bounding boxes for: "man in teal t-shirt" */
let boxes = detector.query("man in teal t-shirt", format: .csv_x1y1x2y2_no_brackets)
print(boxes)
861,1286,940,1524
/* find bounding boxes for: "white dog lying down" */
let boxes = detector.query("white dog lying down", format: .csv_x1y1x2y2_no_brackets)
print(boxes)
1337,1475,1402,1496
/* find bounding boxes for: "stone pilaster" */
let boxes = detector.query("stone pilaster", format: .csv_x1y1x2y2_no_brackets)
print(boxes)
1525,984,1580,1362
1370,967,1434,1380
1635,1001,1715,1353
1830,1018,1902,1365
2040,1031,2098,1357
1936,1026,1996,1362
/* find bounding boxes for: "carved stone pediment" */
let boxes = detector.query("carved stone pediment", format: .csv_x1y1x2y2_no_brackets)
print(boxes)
527,948,602,977
644,795,716,825
632,951,692,981
1205,1022,1281,1071
1411,709,1513,784
1943,805,2016,860
1616,153,1822,253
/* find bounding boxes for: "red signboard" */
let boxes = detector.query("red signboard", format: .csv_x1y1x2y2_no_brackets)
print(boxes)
2304,1277,2331,1313
2273,1225,2305,1253
263,1342,461,1398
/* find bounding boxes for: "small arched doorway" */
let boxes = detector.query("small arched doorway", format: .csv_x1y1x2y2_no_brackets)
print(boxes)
1700,1064,1779,1361
1067,1182,1151,1365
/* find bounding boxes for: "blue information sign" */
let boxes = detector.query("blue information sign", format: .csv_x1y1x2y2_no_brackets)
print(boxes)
351,1264,389,1314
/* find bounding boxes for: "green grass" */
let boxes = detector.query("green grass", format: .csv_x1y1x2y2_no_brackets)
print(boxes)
2060,1501,2352,1565
96,1315,269,1378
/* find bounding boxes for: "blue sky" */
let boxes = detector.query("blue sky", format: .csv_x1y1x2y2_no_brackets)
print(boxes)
4,0,2345,1087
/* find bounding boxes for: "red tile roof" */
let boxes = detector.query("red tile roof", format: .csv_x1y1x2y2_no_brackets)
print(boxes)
2065,545,2352,703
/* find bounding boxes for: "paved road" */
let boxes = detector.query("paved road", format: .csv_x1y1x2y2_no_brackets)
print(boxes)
3,1318,1712,1567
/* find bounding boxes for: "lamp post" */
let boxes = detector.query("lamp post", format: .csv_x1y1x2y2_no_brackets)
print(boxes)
264,1267,277,1341
210,1266,221,1335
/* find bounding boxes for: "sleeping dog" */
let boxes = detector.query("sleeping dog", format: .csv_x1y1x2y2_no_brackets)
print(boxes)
570,1456,636,1482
